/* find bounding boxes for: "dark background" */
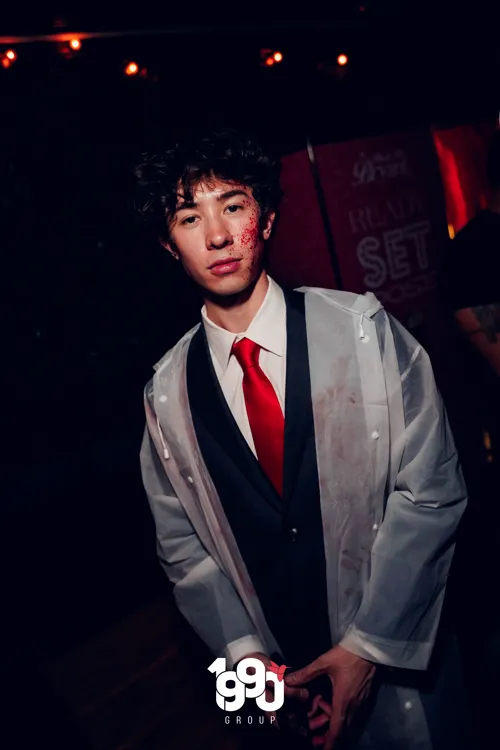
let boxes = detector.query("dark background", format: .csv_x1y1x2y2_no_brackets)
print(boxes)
1,4,498,746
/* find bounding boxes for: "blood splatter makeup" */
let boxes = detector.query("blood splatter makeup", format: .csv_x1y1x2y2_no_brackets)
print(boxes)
238,211,260,250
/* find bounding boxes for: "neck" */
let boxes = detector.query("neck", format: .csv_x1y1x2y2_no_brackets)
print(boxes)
204,270,269,333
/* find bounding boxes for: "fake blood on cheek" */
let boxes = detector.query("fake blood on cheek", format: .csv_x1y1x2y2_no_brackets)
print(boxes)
238,213,259,250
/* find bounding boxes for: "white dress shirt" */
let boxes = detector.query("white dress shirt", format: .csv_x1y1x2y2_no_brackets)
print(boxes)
201,275,286,666
201,274,287,457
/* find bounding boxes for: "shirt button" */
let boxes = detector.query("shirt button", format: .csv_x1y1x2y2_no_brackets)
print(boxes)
186,476,194,485
372,523,379,531
371,430,380,440
404,701,413,711
159,395,168,403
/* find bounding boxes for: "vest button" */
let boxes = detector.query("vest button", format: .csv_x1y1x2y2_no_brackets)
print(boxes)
289,528,298,541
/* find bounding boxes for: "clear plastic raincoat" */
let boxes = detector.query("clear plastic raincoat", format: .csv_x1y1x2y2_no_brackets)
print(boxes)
140,287,468,749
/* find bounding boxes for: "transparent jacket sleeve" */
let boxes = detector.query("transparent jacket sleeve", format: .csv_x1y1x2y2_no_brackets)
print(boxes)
140,426,266,667
341,341,467,670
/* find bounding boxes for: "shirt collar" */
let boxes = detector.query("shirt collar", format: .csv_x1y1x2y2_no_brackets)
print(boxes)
201,275,286,374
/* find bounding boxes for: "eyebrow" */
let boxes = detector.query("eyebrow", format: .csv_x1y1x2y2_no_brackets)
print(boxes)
175,189,249,213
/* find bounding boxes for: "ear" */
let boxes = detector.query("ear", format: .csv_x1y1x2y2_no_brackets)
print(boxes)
158,236,179,261
262,211,276,241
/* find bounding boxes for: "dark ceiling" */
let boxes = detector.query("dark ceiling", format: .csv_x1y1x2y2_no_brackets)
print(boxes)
0,2,497,150
0,2,484,36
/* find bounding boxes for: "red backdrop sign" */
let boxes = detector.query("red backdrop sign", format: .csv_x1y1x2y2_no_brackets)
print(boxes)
268,129,450,331
315,130,450,328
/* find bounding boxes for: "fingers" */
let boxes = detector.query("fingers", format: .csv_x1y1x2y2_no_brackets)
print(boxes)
307,695,332,718
324,705,346,750
285,656,326,687
307,694,323,718
308,696,333,733
264,679,308,702
309,710,331,732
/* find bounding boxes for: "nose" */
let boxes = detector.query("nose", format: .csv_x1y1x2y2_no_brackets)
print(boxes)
205,215,233,251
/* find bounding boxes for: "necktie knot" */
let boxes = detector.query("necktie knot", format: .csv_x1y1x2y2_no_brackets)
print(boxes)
231,337,261,370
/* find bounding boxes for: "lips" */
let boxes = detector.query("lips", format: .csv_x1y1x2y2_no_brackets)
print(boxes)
209,257,242,269
209,258,242,276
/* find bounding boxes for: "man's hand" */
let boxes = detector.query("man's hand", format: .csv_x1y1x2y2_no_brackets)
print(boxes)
241,652,309,726
285,645,376,748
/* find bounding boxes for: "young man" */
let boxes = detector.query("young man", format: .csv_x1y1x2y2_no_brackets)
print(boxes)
137,129,470,749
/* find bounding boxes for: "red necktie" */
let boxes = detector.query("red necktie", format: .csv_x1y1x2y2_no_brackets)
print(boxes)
231,337,285,496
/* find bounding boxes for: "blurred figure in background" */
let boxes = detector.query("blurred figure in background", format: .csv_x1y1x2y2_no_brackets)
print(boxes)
442,129,500,377
439,127,500,743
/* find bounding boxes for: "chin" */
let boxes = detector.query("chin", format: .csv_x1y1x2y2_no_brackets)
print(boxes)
202,268,253,294
210,277,250,296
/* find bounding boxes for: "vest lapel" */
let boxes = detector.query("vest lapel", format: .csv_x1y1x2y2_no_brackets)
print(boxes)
187,325,282,512
282,289,315,506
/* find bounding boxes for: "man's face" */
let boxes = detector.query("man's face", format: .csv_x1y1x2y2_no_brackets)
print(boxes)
165,178,275,296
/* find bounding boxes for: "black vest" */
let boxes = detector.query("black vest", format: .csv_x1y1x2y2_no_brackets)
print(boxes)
186,290,331,669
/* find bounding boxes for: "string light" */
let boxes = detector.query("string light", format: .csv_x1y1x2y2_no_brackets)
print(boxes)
337,53,348,67
1,51,16,68
125,61,139,76
2,49,17,68
0,38,291,79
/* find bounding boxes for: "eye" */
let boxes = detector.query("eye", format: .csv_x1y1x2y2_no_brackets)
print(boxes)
181,215,198,225
225,204,243,214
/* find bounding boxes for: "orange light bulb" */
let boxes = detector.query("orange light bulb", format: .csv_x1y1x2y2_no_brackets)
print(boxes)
337,54,348,66
125,62,139,76
273,51,283,62
69,39,81,51
6,49,17,61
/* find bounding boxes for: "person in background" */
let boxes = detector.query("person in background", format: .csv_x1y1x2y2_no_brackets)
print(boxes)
136,128,470,749
441,129,500,377
439,127,500,747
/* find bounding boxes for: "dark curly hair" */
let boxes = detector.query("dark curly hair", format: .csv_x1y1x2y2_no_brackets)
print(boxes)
134,128,283,241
